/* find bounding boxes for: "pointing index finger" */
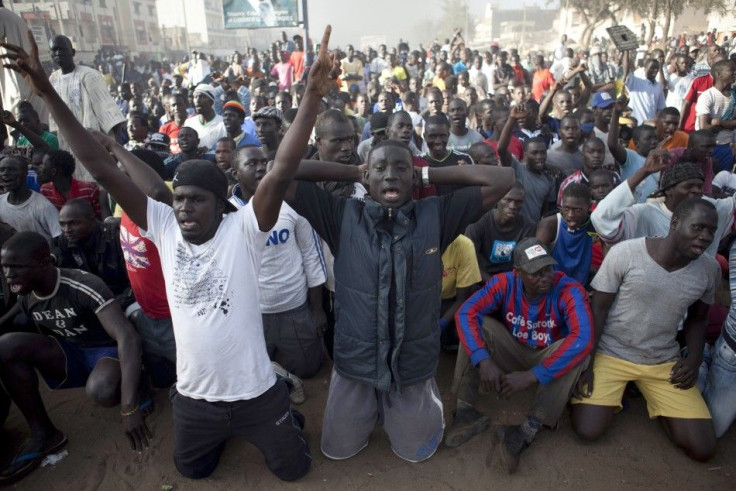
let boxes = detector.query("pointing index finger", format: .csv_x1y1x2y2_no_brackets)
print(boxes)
319,25,332,57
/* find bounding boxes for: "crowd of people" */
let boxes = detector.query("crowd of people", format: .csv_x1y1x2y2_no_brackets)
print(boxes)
0,1,735,483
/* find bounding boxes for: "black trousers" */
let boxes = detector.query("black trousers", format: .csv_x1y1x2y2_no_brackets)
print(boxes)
170,380,311,481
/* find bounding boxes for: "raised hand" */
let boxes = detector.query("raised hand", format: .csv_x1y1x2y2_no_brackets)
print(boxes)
0,31,54,96
575,61,587,73
0,110,16,127
510,103,529,121
642,149,670,175
306,25,341,98
612,96,629,114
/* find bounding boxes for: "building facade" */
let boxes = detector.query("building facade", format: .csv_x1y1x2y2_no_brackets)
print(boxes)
6,0,163,62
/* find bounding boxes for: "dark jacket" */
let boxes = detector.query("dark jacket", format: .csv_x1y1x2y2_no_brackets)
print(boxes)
333,197,442,391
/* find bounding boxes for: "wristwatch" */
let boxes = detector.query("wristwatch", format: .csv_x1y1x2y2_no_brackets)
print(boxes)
422,166,430,188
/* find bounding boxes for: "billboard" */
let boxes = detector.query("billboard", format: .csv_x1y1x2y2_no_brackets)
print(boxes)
223,0,299,29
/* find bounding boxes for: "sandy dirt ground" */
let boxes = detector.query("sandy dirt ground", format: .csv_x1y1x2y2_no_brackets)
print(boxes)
1,350,734,490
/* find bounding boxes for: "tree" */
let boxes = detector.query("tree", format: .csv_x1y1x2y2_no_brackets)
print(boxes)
661,0,729,42
631,0,729,47
565,0,624,49
438,0,475,44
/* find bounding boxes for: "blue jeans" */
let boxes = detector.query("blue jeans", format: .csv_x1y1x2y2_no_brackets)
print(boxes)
132,310,176,388
703,334,736,438
132,310,176,363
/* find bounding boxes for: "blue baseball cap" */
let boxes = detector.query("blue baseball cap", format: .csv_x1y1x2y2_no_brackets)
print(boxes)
591,91,615,109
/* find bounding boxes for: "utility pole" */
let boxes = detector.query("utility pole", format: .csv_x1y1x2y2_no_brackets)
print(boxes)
301,0,309,57
52,0,66,37
521,3,526,51
181,0,190,53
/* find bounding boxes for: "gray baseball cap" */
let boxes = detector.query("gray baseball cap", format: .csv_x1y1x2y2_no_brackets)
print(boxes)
513,238,557,274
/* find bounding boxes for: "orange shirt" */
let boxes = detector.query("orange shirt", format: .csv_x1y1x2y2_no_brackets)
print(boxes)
290,51,305,83
532,68,555,102
627,130,689,150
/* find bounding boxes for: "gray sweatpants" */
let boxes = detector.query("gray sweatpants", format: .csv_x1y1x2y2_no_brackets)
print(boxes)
321,369,444,463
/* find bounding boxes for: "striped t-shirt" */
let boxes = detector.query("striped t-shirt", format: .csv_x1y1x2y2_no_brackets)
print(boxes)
456,270,593,385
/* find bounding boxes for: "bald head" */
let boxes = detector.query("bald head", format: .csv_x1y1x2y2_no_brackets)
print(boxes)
50,35,75,73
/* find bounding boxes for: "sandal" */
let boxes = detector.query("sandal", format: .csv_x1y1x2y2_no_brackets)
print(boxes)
0,434,68,484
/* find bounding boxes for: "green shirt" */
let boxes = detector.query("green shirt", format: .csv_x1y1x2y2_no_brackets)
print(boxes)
17,131,59,150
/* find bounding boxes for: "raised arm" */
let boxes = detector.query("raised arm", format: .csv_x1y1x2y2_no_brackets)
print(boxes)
625,149,667,193
607,98,628,164
576,64,593,107
590,150,666,242
90,131,172,205
498,104,526,167
290,159,363,185
0,32,150,229
0,110,50,150
253,25,340,232
657,59,667,88
538,81,563,124
427,164,514,211
622,50,631,82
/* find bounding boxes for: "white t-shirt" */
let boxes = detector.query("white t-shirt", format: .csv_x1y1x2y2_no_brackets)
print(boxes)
713,170,736,194
665,72,694,110
593,126,616,167
625,75,666,124
184,114,227,151
142,197,276,402
448,129,484,153
0,191,61,241
481,63,496,94
695,87,735,145
229,195,326,313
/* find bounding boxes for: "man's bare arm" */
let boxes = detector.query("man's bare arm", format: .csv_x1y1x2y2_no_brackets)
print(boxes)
253,26,340,232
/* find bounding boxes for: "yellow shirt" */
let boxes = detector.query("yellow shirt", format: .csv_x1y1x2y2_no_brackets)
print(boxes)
433,76,447,91
441,235,481,300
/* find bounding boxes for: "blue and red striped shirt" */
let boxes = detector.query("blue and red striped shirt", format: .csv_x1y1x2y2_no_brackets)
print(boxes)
455,271,593,385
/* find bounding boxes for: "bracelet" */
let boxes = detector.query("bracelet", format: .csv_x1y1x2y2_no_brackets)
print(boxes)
120,405,139,417
422,166,430,188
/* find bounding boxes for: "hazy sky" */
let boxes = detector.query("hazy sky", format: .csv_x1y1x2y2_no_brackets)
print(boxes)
306,0,550,47
158,0,552,49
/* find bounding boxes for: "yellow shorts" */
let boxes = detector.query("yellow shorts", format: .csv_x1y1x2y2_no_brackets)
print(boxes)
570,353,712,419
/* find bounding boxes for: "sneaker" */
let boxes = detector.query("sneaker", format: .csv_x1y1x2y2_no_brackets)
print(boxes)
444,407,490,448
497,425,529,474
272,362,306,405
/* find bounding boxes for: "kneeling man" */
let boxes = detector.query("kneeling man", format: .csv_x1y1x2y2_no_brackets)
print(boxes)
571,198,719,462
